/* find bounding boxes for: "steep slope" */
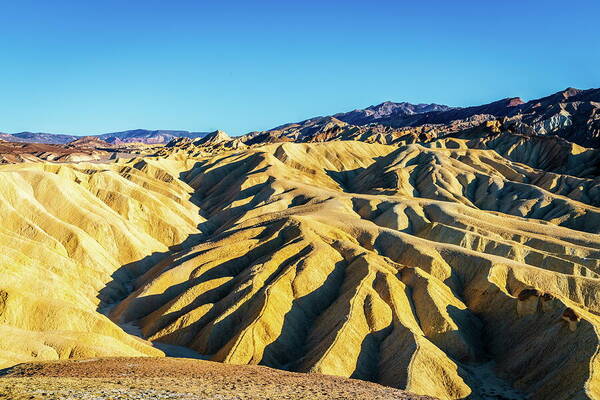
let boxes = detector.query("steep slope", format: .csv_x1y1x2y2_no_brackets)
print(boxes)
0,157,202,367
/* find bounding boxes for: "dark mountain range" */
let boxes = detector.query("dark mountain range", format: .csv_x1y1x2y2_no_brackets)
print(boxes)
2,87,599,147
333,101,453,125
246,87,600,148
264,101,452,134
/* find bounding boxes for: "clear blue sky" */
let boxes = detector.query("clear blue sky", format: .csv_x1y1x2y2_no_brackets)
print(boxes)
0,0,598,136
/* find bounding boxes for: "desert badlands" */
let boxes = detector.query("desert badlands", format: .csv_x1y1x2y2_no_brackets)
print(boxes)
1,88,600,399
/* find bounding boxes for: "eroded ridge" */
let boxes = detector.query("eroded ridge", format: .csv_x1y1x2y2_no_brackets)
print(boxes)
113,141,600,400
2,137,600,400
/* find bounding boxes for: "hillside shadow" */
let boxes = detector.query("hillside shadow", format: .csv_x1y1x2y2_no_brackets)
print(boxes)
94,154,278,358
325,167,364,193
96,156,246,311
259,258,346,369
445,305,485,363
106,156,259,294
350,325,393,382
187,242,313,356
97,251,171,307
136,228,292,340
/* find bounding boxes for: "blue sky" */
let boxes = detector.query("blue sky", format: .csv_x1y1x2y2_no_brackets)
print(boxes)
0,1,598,136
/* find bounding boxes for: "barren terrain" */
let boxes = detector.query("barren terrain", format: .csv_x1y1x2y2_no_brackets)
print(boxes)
1,88,600,399
0,357,434,400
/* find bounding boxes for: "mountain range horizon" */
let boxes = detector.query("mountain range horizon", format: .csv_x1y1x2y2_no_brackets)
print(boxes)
1,86,595,145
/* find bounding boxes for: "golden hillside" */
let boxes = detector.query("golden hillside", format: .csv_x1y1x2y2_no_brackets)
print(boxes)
1,134,600,399
0,157,201,366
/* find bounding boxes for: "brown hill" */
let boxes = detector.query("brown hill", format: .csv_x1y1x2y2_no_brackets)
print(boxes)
0,141,110,164
66,135,112,148
0,357,435,400
164,130,247,156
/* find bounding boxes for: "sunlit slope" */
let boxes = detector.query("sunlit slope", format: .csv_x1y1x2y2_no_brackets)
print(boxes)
0,158,202,367
108,140,600,400
2,137,600,400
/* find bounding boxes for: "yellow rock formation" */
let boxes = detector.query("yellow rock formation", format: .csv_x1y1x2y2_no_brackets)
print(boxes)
0,158,201,367
2,137,600,400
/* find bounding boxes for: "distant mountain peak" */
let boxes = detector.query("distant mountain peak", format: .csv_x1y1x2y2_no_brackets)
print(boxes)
97,129,211,144
506,97,525,107
194,130,231,145
332,101,453,125
561,87,582,98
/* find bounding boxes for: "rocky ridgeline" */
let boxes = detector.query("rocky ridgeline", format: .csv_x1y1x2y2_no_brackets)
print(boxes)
2,87,599,148
238,87,600,148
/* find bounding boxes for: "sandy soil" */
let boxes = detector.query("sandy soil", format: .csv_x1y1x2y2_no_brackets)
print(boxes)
0,357,437,400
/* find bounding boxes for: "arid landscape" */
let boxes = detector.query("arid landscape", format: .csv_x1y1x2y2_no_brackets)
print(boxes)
0,87,599,399
0,357,435,400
